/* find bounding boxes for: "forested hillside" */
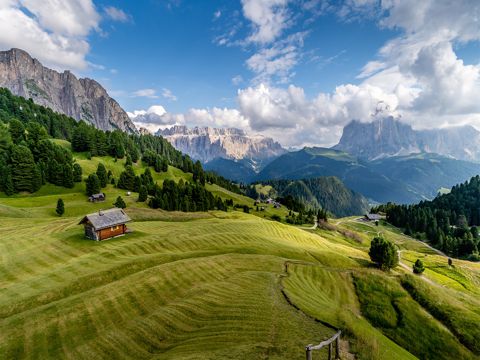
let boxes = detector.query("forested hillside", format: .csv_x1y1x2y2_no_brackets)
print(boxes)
0,88,239,212
251,177,369,217
377,176,480,259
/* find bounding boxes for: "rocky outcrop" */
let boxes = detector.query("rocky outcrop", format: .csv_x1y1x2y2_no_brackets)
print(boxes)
0,48,137,133
334,117,480,162
157,125,286,167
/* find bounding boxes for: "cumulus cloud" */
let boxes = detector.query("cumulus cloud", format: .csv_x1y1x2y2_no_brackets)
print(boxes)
129,105,249,134
246,32,305,84
0,0,100,70
0,1,130,71
241,0,290,44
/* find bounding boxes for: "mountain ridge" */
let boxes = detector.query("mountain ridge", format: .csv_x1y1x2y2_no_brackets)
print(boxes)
256,146,480,204
0,48,137,133
157,125,287,168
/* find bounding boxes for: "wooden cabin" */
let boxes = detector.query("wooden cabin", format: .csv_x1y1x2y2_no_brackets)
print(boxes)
365,213,382,221
88,193,106,202
79,208,131,241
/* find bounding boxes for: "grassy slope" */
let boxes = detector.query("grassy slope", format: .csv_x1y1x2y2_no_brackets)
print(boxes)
0,150,479,359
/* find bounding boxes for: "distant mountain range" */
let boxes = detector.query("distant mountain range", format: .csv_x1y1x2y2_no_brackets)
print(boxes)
334,117,480,162
255,147,480,204
0,48,137,133
157,125,286,172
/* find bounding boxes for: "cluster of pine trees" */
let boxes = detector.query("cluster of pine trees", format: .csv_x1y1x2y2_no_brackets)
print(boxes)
248,177,368,218
149,179,227,212
375,176,480,259
0,119,81,194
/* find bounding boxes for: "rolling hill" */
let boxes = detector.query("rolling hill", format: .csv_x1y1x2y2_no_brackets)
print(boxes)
1,152,479,359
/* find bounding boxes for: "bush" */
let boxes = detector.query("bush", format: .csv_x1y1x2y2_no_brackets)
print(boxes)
413,259,425,274
271,214,281,222
243,205,250,213
369,236,398,270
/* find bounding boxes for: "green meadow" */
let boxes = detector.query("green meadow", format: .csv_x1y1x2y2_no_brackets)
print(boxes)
1,153,479,359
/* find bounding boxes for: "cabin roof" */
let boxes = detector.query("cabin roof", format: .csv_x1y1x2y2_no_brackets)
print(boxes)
79,208,131,231
89,193,105,199
365,213,382,220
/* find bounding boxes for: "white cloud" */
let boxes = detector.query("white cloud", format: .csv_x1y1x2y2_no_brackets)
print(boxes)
246,32,305,84
132,88,159,98
20,0,100,36
161,88,177,101
104,6,132,23
241,0,290,44
0,0,100,70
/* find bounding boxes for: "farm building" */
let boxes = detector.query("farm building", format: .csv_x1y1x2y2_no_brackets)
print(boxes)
88,193,106,202
364,213,383,221
79,208,131,241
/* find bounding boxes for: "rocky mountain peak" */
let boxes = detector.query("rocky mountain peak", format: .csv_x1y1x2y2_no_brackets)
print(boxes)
334,117,480,162
0,48,137,133
157,125,286,164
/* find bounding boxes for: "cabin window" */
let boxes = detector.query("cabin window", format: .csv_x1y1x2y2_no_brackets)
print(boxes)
111,225,120,231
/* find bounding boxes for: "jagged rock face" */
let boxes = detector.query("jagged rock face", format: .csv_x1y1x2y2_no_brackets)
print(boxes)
334,117,480,162
157,125,286,166
0,48,137,133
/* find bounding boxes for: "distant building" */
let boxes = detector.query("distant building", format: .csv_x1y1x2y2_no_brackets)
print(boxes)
365,213,382,221
79,208,131,241
88,193,105,202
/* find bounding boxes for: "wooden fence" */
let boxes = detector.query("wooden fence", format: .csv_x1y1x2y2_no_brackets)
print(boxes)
305,330,341,360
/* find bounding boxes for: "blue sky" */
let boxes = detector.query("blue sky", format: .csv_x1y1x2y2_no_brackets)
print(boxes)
1,1,480,147
82,1,393,113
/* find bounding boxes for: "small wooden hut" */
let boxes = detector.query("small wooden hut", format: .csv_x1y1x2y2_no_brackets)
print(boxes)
79,208,131,241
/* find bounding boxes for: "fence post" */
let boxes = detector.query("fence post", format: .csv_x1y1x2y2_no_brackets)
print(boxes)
328,343,333,360
336,334,340,359
306,345,312,360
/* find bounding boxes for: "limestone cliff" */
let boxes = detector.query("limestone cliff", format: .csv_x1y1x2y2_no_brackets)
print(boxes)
0,48,137,133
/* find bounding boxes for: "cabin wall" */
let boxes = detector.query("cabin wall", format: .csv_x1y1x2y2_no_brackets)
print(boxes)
98,224,126,240
84,224,99,240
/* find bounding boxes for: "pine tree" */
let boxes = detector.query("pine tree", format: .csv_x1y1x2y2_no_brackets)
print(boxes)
9,119,25,143
138,186,148,202
2,167,14,195
10,145,36,192
96,163,108,188
117,165,136,190
86,173,101,196
73,163,82,182
125,154,133,167
56,198,65,216
114,196,127,209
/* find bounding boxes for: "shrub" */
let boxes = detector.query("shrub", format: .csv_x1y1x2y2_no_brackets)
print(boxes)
369,236,398,270
413,259,425,274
